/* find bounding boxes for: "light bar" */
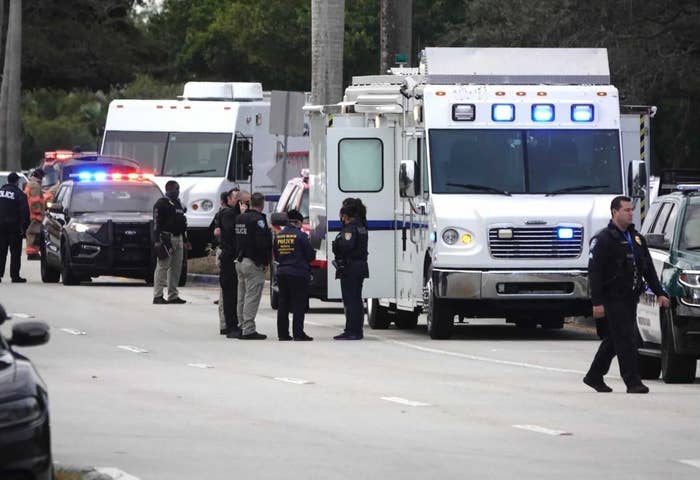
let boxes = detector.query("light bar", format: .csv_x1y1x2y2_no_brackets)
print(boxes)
452,103,476,121
571,104,594,122
557,227,574,239
70,170,153,182
532,104,554,122
492,104,515,122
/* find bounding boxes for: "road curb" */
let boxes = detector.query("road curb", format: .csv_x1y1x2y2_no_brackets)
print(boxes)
186,273,219,286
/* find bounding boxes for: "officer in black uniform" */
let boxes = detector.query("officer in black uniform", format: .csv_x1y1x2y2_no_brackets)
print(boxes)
152,180,191,304
0,172,29,283
234,191,271,340
584,195,670,394
332,198,369,340
273,209,316,341
218,189,245,338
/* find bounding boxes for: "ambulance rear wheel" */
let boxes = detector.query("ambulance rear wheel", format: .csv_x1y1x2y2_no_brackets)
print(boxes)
427,279,453,339
367,298,391,329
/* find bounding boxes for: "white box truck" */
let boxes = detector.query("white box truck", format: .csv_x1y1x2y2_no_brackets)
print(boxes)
307,47,634,338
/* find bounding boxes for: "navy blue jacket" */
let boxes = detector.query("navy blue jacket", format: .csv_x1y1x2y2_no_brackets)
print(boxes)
0,183,29,233
274,225,316,279
332,218,369,278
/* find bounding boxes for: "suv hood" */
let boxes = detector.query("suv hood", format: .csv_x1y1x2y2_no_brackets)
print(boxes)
72,212,152,223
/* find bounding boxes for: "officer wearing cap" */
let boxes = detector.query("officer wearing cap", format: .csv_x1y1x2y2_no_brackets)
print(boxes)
273,209,316,341
218,188,245,338
234,191,271,340
584,195,670,394
24,168,45,260
0,172,29,282
332,198,369,340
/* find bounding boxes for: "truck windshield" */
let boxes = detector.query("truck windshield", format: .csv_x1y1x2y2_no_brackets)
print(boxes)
429,129,622,195
102,131,232,177
70,184,163,213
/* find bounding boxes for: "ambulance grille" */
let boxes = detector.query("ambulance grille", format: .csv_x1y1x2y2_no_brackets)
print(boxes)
488,227,583,258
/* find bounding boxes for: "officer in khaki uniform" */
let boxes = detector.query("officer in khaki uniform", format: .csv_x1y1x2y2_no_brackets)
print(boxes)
234,192,271,340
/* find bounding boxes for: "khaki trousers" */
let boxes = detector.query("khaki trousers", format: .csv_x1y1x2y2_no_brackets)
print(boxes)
235,257,265,335
153,234,184,300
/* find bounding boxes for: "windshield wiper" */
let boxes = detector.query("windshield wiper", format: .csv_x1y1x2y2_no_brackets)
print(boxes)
171,169,216,177
446,182,511,196
545,184,609,196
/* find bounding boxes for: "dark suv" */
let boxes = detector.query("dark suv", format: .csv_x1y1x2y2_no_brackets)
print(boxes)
40,171,185,285
0,305,53,480
637,188,700,383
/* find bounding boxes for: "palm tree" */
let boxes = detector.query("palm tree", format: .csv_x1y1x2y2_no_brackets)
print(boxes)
0,0,22,170
311,0,345,105
380,0,413,74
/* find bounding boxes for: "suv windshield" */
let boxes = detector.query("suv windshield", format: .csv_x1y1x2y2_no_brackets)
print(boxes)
679,200,700,250
429,129,622,195
102,131,231,177
70,183,163,213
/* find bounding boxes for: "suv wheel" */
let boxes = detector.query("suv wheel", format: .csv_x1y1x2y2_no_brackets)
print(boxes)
661,309,697,383
40,241,60,283
61,244,80,286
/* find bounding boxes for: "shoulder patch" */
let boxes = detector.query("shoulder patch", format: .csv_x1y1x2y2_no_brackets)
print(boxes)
256,219,266,229
344,232,353,241
635,235,642,245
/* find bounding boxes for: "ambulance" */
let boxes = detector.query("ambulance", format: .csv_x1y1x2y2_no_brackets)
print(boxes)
307,47,631,339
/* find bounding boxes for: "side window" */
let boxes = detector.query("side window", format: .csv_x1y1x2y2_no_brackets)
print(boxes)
421,136,429,199
57,186,70,209
651,203,672,235
286,186,302,212
338,138,383,192
640,202,661,234
662,204,678,243
232,136,253,182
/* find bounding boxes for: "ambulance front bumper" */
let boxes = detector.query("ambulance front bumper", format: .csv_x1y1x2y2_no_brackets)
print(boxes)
432,269,589,300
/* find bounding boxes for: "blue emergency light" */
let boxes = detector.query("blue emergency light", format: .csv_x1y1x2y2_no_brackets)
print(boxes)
492,104,515,122
557,227,574,239
571,104,594,122
532,104,555,122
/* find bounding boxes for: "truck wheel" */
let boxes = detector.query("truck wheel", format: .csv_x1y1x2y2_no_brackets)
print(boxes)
367,298,391,329
394,309,419,329
178,250,188,287
638,354,661,380
40,241,60,283
661,310,697,383
427,279,453,339
61,245,79,286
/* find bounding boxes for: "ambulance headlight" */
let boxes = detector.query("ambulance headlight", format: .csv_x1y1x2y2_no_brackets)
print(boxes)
532,104,554,122
492,104,515,122
200,200,214,212
571,104,594,122
442,228,459,245
452,104,475,121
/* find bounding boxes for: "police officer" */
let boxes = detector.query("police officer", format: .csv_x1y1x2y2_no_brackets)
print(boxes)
153,180,191,304
273,209,316,341
234,191,271,339
24,168,45,260
584,195,670,393
332,198,369,340
0,172,29,283
218,189,246,338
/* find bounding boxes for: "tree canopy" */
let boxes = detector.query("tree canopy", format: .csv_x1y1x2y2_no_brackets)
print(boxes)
14,0,700,169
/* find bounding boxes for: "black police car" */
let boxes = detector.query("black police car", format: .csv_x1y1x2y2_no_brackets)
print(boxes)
0,304,53,480
39,169,181,285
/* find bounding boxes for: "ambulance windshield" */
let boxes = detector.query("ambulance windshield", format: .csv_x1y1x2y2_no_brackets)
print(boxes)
429,129,622,195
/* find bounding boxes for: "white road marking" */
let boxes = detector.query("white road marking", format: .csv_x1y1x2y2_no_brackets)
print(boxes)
304,321,327,327
117,345,148,354
513,424,572,436
389,340,589,375
679,460,700,469
274,377,313,385
11,313,34,318
381,396,431,407
187,363,214,369
60,328,87,335
95,467,141,480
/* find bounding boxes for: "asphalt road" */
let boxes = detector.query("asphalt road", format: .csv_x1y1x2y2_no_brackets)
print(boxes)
2,261,700,480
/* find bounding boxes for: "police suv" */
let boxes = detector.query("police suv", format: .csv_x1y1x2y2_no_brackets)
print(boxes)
637,186,700,383
40,169,170,285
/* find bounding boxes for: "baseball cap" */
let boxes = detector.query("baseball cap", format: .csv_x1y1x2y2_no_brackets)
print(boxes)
7,172,19,183
287,209,304,222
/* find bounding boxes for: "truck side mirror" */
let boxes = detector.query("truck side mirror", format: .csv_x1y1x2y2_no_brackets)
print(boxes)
399,160,418,198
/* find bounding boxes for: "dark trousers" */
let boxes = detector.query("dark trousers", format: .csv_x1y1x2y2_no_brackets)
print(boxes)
219,250,239,331
341,272,365,336
587,299,642,386
0,230,22,280
277,273,309,338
